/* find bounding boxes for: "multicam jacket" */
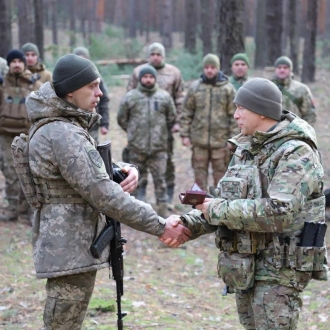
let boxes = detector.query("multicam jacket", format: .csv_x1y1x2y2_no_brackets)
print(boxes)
27,62,52,84
181,112,325,289
180,73,238,149
0,56,8,77
0,70,42,134
272,76,316,125
117,84,176,153
127,63,184,122
26,82,166,279
228,74,249,91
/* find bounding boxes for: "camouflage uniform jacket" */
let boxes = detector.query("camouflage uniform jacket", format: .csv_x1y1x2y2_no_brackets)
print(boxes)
26,82,166,279
180,73,238,149
0,70,42,134
228,74,249,91
127,63,184,122
272,76,316,125
117,84,176,153
182,112,325,289
0,56,8,77
27,62,52,84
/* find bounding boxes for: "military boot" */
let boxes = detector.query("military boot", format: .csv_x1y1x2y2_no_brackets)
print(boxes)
157,202,168,218
167,185,175,211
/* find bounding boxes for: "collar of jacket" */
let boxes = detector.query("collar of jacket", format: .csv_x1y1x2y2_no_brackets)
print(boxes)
201,71,228,85
27,62,46,73
137,82,158,94
5,69,33,85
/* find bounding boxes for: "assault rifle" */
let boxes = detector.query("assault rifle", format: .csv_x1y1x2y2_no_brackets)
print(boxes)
90,141,127,330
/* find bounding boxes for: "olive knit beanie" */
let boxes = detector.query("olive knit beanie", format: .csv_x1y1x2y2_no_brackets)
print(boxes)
148,42,166,57
274,56,293,70
230,53,250,67
233,78,282,121
202,54,220,69
138,65,157,81
7,49,26,66
22,42,40,56
73,46,90,59
52,54,100,97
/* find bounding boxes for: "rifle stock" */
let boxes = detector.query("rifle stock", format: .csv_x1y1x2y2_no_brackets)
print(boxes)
94,141,127,329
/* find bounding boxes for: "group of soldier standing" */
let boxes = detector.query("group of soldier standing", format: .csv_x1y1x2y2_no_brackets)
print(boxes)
0,40,324,330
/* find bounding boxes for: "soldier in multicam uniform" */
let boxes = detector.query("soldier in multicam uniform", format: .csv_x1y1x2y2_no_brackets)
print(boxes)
21,42,52,84
118,66,176,217
228,53,250,91
127,42,184,210
180,54,238,191
25,54,190,329
0,49,42,222
163,78,327,329
272,55,316,126
73,46,110,143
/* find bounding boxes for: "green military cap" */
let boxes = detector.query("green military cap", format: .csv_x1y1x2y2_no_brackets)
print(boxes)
274,56,293,70
22,42,40,56
230,53,250,67
202,54,220,69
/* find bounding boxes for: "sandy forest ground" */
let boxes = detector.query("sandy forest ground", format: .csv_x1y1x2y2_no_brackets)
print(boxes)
1,68,330,329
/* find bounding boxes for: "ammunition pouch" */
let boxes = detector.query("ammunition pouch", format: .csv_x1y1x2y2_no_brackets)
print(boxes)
217,252,255,291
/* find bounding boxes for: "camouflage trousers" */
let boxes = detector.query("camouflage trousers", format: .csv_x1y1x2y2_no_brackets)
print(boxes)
191,146,230,191
235,282,302,329
165,134,175,195
0,134,30,216
129,149,168,203
43,270,96,330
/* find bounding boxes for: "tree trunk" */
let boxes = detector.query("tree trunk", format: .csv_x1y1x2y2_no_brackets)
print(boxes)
145,0,150,43
51,0,58,45
254,0,267,68
266,0,283,66
128,0,137,38
216,0,245,74
18,0,35,46
0,0,12,57
201,0,213,55
34,0,44,60
281,0,289,53
162,0,173,49
288,0,299,74
184,0,197,53
69,0,76,48
302,0,318,83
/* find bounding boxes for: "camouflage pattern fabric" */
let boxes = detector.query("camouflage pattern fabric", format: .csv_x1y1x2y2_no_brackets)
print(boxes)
43,271,96,330
127,62,184,194
26,82,166,279
236,282,301,330
191,145,230,191
27,62,52,84
272,76,316,125
180,76,238,149
0,56,8,77
129,149,168,203
117,84,176,154
228,75,249,91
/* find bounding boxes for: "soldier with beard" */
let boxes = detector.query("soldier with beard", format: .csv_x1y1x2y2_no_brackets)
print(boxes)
0,49,42,222
118,66,176,217
21,43,52,84
127,42,184,210
180,54,238,191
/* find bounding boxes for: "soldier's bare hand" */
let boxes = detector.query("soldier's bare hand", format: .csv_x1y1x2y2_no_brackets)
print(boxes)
120,166,138,193
159,215,191,247
100,127,108,135
195,198,212,220
171,123,180,133
181,137,191,147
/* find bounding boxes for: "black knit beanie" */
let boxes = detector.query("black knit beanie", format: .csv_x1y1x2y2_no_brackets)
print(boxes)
52,54,100,97
233,78,282,121
138,65,157,81
7,49,26,66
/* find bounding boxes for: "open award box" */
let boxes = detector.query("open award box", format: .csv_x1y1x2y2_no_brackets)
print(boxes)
179,183,208,206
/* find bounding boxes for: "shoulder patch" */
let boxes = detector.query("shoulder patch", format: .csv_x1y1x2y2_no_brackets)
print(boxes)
88,149,102,168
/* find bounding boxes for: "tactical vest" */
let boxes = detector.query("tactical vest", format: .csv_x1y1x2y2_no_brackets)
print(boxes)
12,117,95,208
0,77,38,134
